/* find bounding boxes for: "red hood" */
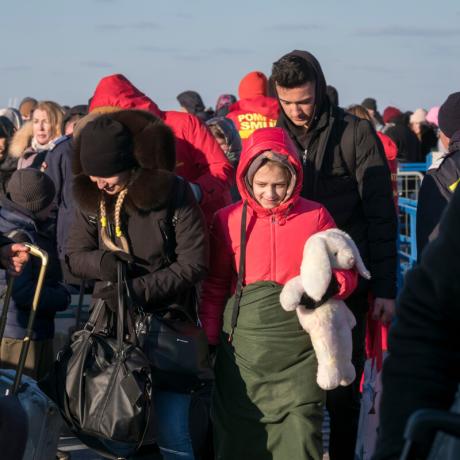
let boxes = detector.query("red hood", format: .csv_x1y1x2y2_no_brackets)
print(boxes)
377,132,398,161
229,96,279,119
236,127,303,216
89,74,163,117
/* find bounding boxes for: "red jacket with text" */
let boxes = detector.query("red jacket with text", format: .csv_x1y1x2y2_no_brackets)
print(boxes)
226,96,279,143
200,127,358,344
89,74,233,223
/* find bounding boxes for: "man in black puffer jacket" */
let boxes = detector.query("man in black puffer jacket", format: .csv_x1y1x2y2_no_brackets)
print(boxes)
271,50,397,460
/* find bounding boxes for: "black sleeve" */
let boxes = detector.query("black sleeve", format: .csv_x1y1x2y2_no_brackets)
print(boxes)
129,185,209,306
354,119,398,298
373,186,460,460
65,209,106,281
416,173,448,260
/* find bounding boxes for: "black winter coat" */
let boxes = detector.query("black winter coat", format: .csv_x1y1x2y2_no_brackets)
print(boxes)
276,51,397,300
384,118,422,163
65,110,209,314
416,135,460,258
373,182,460,460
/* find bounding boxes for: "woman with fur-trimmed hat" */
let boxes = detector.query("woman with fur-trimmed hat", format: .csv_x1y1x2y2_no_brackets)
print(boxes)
65,110,209,459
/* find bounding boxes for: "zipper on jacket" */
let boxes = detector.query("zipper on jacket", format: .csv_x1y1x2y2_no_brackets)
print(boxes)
270,214,276,281
302,149,308,165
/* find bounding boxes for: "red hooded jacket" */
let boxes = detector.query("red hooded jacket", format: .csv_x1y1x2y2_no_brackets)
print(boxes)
89,74,233,223
200,127,358,344
377,132,398,208
226,97,279,141
226,71,278,142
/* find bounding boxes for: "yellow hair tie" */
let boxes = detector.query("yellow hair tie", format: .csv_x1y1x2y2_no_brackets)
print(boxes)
115,226,123,238
100,216,107,228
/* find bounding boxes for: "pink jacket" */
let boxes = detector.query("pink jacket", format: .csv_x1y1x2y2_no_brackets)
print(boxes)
200,127,358,344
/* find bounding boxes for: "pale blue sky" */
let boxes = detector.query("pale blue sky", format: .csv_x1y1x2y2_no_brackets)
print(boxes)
2,0,460,113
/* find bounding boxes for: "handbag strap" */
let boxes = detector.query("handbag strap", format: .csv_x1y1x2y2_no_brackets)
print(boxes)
229,200,248,342
84,298,106,332
117,261,125,350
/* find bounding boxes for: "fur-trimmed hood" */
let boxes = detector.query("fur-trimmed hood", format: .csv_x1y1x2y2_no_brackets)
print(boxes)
73,109,176,215
8,121,33,158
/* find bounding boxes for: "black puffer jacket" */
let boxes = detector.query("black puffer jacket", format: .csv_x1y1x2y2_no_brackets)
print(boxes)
374,183,460,460
276,50,397,300
416,131,460,258
65,110,209,313
383,115,422,163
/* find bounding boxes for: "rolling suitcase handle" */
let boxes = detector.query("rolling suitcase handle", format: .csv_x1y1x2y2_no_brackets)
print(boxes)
400,409,460,460
0,243,48,396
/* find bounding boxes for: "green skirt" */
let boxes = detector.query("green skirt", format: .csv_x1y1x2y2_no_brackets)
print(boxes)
212,281,324,460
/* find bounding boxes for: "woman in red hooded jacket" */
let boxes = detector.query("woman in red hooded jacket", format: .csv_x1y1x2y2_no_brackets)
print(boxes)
200,127,358,460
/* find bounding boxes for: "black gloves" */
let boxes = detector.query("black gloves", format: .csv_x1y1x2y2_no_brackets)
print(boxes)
299,277,340,310
99,251,134,282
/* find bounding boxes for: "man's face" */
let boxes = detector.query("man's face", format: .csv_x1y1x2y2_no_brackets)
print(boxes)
276,82,316,128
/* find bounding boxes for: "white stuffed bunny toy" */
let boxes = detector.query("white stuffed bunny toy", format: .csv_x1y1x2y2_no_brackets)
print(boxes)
280,228,371,390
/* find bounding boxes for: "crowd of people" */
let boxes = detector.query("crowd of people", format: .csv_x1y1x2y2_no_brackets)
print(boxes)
0,48,459,460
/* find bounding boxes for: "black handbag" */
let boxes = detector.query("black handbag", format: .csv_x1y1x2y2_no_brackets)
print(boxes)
40,262,154,459
130,175,214,394
135,302,214,393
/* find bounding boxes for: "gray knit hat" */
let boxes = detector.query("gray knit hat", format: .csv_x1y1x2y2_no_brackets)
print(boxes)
7,168,56,213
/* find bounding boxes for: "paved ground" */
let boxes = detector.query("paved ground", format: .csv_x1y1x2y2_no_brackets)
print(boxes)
59,411,331,459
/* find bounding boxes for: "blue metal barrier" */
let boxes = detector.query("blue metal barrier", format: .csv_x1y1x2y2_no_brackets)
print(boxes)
398,197,418,287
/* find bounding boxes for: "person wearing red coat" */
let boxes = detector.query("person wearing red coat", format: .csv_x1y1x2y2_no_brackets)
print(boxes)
200,127,358,460
88,74,233,224
226,71,279,146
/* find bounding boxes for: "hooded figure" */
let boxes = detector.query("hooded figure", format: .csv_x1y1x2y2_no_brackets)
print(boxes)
200,127,357,460
271,49,397,460
177,90,214,122
88,74,232,225
65,109,209,460
226,71,279,144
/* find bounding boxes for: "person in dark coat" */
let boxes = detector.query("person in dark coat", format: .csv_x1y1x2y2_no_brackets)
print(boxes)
382,106,422,163
0,116,18,197
0,168,70,380
373,181,460,460
271,50,397,460
215,94,237,117
65,110,209,460
416,92,460,258
177,90,215,122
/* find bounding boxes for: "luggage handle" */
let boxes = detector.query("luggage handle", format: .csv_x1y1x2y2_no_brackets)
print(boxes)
400,409,460,460
0,243,48,396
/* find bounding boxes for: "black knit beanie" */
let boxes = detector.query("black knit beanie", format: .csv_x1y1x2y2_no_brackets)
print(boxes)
7,168,56,213
438,92,460,138
79,115,137,177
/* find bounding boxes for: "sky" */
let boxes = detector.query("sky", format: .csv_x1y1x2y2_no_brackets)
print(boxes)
2,0,460,113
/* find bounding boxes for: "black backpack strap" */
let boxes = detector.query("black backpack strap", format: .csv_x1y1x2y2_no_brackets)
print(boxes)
229,200,248,342
161,176,188,265
339,110,358,181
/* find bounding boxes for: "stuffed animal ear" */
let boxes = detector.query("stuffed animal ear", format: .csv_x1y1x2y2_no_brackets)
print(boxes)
325,228,371,279
301,235,332,301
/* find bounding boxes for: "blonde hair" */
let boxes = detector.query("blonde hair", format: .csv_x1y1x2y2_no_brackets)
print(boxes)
99,188,130,253
33,101,64,139
347,104,373,122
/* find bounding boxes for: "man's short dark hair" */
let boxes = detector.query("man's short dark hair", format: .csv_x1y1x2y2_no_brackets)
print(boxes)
271,55,316,88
